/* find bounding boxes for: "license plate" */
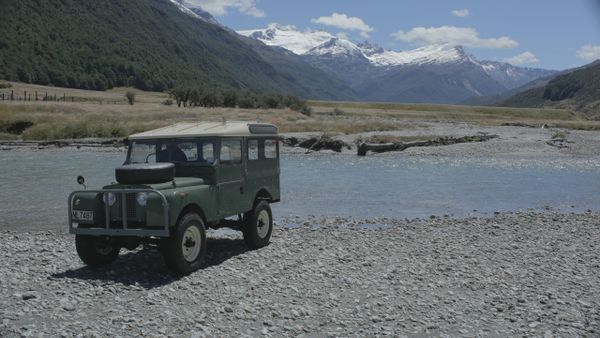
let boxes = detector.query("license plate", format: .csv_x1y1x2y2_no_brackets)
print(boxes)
72,210,94,221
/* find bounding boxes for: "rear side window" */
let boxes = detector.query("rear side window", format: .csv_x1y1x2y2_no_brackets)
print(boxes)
202,142,215,163
264,139,278,159
248,140,259,160
220,139,242,163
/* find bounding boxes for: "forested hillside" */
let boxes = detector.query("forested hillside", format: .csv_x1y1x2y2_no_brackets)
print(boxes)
0,0,354,99
501,61,600,118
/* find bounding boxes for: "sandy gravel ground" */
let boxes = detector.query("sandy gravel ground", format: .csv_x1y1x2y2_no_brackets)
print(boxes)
283,122,600,157
1,211,599,337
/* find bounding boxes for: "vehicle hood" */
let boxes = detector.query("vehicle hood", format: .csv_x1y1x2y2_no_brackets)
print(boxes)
103,177,206,190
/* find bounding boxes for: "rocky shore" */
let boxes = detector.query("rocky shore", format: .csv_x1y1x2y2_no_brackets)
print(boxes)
1,211,598,337
2,122,600,158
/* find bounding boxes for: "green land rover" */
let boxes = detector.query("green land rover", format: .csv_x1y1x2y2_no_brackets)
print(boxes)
68,122,280,275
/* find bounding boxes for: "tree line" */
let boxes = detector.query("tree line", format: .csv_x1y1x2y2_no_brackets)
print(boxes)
168,88,311,114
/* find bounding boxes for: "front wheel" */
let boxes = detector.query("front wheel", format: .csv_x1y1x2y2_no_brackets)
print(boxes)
243,200,273,249
161,213,206,275
75,235,120,266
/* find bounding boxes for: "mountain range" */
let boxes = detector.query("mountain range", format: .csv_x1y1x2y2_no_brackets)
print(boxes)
2,0,592,108
239,24,556,104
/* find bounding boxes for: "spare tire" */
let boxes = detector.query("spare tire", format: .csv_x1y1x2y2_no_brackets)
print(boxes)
115,163,175,184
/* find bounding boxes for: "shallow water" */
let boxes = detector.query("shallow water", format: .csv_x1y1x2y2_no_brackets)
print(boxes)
0,150,599,230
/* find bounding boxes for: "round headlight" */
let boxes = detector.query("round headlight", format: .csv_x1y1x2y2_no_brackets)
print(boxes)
103,192,116,206
136,192,148,207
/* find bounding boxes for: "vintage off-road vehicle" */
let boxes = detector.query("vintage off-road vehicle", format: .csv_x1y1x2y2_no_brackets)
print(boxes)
68,122,280,275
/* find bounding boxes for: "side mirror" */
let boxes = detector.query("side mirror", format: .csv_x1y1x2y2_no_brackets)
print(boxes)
77,175,86,189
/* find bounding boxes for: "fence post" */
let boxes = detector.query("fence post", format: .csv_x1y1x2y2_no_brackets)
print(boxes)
10,90,14,101
44,92,47,101
28,94,31,101
35,91,38,101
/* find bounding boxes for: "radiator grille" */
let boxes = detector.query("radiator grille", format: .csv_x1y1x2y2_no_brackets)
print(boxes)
126,193,137,218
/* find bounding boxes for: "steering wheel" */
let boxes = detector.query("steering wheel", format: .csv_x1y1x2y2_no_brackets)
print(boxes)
145,152,156,163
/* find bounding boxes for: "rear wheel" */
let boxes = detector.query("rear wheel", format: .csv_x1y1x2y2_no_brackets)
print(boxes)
161,213,206,275
243,200,273,249
75,235,120,266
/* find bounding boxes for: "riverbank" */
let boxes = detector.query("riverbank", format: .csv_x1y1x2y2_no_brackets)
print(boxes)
2,121,600,157
0,211,598,336
3,82,600,143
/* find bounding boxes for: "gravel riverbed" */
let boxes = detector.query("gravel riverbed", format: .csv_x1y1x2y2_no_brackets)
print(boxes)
1,211,599,337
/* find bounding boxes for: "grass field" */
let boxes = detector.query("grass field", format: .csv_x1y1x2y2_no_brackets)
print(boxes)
1,81,599,141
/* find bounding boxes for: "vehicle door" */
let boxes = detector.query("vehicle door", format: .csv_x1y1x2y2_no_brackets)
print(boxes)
217,138,245,217
246,137,280,203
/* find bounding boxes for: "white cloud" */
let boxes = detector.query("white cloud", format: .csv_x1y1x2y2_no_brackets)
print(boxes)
186,0,265,17
336,32,349,40
577,44,600,62
452,9,470,17
311,13,374,37
391,26,518,49
504,51,539,65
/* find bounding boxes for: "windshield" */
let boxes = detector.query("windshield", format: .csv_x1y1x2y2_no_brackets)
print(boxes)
127,139,216,165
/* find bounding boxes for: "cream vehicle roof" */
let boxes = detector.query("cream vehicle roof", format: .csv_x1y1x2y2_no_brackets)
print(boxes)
128,122,278,140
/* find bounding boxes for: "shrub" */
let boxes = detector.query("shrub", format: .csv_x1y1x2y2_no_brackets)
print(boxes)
125,91,136,105
332,108,345,116
299,105,312,116
0,83,12,89
162,99,173,106
0,120,34,134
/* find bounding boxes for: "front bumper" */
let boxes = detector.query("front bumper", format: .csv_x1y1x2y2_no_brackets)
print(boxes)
68,189,170,237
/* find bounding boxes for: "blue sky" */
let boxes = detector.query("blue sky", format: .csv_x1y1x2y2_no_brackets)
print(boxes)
187,0,600,70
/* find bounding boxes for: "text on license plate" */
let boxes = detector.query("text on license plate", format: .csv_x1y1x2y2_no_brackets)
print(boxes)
72,210,94,221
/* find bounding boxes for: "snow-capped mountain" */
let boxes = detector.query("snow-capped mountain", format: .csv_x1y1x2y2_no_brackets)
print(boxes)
239,24,471,67
476,60,556,90
169,0,220,25
239,24,556,103
239,24,335,55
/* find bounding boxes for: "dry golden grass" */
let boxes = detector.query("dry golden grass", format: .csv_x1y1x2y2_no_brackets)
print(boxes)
1,81,599,140
308,100,600,131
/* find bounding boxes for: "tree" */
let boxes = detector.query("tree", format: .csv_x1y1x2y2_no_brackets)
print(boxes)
125,91,136,105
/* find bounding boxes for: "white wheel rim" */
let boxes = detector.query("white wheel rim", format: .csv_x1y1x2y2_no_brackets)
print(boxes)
182,226,202,262
256,210,271,239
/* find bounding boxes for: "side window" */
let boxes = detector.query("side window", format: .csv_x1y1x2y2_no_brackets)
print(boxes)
220,139,242,163
248,139,259,160
202,142,215,163
178,142,198,161
130,142,155,163
264,139,278,159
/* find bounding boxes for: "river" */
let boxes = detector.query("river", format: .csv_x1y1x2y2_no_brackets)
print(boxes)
1,150,599,230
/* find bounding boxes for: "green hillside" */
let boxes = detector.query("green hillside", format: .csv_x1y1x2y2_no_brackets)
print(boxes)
501,61,600,119
0,0,353,99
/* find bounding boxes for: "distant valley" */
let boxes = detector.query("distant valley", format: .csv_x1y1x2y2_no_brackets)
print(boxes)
239,24,556,104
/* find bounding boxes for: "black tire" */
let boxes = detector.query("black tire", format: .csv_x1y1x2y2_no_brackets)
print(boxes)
75,235,120,266
161,213,206,275
243,200,273,249
115,163,175,184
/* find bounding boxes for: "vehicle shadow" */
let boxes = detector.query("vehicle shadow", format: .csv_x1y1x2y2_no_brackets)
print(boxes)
50,237,250,289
